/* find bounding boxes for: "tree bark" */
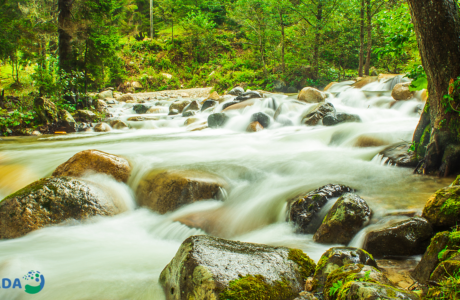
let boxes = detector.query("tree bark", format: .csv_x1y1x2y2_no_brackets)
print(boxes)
58,0,74,73
358,0,365,77
364,0,372,76
408,0,460,176
313,0,323,79
280,10,285,74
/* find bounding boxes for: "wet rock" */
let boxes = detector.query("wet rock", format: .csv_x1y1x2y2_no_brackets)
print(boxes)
76,110,97,123
184,118,200,126
169,109,179,115
352,76,378,89
294,292,318,300
52,149,131,183
288,184,354,234
313,247,377,293
136,170,228,214
97,90,113,100
392,82,414,100
235,91,262,101
273,80,287,92
336,282,419,300
314,193,372,245
287,87,298,94
147,107,168,114
422,186,460,230
298,87,326,103
301,103,335,126
207,91,220,101
324,264,391,300
223,99,257,111
228,86,245,96
430,253,460,282
133,104,151,114
183,100,201,113
250,112,271,128
169,100,191,113
222,101,240,110
323,113,361,126
131,81,143,89
182,111,196,117
208,113,229,128
159,235,315,300
353,135,388,147
106,98,118,105
0,177,127,239
324,82,338,91
34,97,58,125
58,109,76,133
76,122,91,132
117,94,137,102
201,100,217,111
363,217,433,258
110,120,128,129
379,142,418,168
94,122,112,132
127,116,145,121
246,121,264,132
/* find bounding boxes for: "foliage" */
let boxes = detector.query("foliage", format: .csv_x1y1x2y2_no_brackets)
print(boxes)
329,280,343,296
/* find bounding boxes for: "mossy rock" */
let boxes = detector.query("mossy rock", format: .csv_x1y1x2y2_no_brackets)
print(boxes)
288,184,354,234
313,247,377,294
324,264,391,300
58,109,76,132
336,281,419,300
313,193,372,245
422,186,460,229
159,235,315,300
34,97,58,125
0,177,127,239
452,175,460,186
430,254,460,283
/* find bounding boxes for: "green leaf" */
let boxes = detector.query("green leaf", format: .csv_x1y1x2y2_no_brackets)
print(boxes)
409,77,428,92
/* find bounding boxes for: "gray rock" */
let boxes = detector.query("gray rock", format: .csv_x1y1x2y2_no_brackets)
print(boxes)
169,109,179,116
208,113,229,128
222,101,240,110
94,122,111,132
301,103,336,126
338,282,419,300
250,112,271,128
58,109,76,133
235,91,262,101
287,87,298,93
98,90,113,100
170,100,192,113
182,110,196,117
379,142,418,168
273,80,286,92
183,100,201,113
133,104,151,114
76,110,97,122
228,86,245,96
201,100,217,111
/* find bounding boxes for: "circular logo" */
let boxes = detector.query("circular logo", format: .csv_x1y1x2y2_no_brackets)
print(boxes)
23,271,45,294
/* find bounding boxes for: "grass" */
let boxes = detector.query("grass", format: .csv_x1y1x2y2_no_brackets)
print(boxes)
0,62,35,97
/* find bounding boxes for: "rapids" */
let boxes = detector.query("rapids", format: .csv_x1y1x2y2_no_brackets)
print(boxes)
0,80,452,299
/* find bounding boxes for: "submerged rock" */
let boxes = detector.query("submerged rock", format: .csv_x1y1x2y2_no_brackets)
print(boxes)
183,100,201,114
159,235,315,300
337,282,419,300
301,103,335,126
313,193,372,245
363,217,433,258
182,110,196,117
133,104,151,114
422,186,460,229
228,86,245,96
323,112,362,126
392,82,414,100
298,87,326,103
170,100,191,113
147,107,168,114
235,91,262,101
201,100,217,111
0,177,126,239
208,113,229,128
52,149,132,183
136,170,228,214
324,82,338,92
110,120,128,129
247,121,264,132
117,94,137,102
352,77,378,89
250,112,271,128
313,247,377,293
288,184,354,234
379,142,418,168
222,101,240,110
94,122,112,132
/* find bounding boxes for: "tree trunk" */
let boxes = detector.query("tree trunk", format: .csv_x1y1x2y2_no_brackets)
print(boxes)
280,10,285,74
314,0,323,79
358,0,365,77
58,0,74,73
364,0,372,76
408,0,460,176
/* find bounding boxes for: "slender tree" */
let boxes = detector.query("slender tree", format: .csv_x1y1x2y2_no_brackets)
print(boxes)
58,0,74,73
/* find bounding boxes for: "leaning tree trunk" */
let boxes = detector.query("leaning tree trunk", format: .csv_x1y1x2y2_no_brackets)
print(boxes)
58,0,74,73
408,0,460,176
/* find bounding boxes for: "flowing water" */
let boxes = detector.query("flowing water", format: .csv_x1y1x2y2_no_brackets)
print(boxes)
0,80,452,299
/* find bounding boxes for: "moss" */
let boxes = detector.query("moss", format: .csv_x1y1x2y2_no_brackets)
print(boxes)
359,249,374,261
417,125,431,159
440,192,460,216
219,275,297,300
452,175,460,186
288,249,316,280
314,254,331,277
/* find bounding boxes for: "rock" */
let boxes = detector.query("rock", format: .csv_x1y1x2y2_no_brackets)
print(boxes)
208,113,229,129
34,97,58,125
76,110,97,122
379,142,418,168
324,82,338,91
136,170,228,214
298,87,326,103
430,254,460,282
323,113,362,126
324,264,391,300
392,82,414,100
422,186,460,229
235,91,262,101
182,111,196,117
288,184,354,234
287,87,298,94
183,100,201,113
223,99,257,111
159,235,316,300
94,122,112,132
352,76,378,89
147,107,168,114
184,118,200,126
187,123,208,132
58,109,76,133
313,193,372,245
201,100,217,111
301,102,336,126
222,101,240,110
273,80,287,92
0,177,127,239
227,87,245,96
106,98,118,105
295,292,318,300
247,121,264,132
127,116,145,121
207,91,220,100
110,120,128,129
250,112,271,128
336,282,419,300
162,73,173,80
117,94,137,102
98,90,113,99
314,247,377,293
169,109,179,115
132,81,143,89
169,100,191,113
52,149,131,182
31,130,42,136
363,217,433,258
133,104,151,114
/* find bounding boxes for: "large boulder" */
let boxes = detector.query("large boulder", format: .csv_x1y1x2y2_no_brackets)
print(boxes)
298,88,326,103
169,100,191,114
288,184,354,234
363,217,433,258
379,142,418,168
58,109,76,132
228,86,245,96
159,235,316,300
136,170,228,214
422,186,460,230
392,82,414,100
313,194,372,245
76,110,98,123
301,103,336,126
235,91,262,101
0,177,127,239
313,247,377,293
336,282,419,300
34,97,58,125
52,150,131,183
208,113,229,128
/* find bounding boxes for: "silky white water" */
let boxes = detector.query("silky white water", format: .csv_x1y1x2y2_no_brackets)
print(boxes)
0,81,452,299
